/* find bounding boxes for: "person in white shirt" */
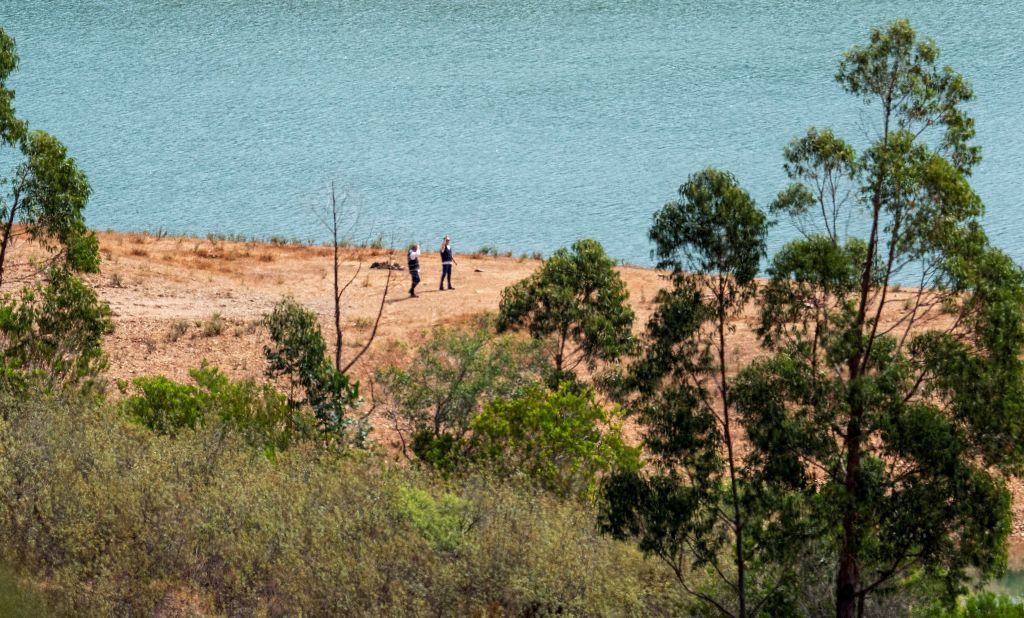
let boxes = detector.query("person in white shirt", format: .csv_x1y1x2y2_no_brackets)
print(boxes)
407,244,421,297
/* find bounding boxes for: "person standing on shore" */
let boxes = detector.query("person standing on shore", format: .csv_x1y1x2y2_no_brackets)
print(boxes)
439,235,457,290
407,243,421,297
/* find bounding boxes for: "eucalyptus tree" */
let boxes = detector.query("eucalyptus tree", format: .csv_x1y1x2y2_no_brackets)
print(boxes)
601,169,777,618
263,298,359,442
497,238,634,378
747,20,1024,617
604,20,1024,618
0,27,98,289
0,27,109,391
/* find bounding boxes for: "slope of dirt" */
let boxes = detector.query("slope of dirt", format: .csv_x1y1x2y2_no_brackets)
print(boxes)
4,230,1023,552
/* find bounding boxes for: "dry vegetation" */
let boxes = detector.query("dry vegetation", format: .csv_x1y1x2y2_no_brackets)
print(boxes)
5,228,1024,560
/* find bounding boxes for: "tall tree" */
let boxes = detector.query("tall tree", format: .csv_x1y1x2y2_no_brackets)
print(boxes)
497,238,634,378
0,27,98,289
742,20,1024,617
601,169,775,617
604,20,1024,617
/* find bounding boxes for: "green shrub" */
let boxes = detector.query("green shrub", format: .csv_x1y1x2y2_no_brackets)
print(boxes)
0,268,112,391
376,316,547,467
122,363,294,451
396,486,473,552
410,429,465,474
264,297,358,441
0,388,682,616
921,593,1024,617
123,374,204,434
471,382,641,499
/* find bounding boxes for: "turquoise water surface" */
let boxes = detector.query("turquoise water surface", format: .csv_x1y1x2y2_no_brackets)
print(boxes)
1,1,1021,263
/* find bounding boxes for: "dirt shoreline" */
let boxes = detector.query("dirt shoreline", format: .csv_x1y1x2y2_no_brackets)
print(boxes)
6,229,1024,555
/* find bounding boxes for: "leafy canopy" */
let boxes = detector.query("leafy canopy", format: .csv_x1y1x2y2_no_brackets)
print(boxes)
376,317,547,471
746,19,1024,617
473,382,640,500
497,238,634,376
601,168,779,618
0,27,98,288
263,297,360,443
0,267,112,391
604,19,1024,618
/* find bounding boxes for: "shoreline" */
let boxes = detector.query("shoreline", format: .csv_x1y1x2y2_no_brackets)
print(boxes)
7,228,1024,549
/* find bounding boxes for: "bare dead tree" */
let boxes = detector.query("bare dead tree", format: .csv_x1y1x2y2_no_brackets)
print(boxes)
316,182,393,375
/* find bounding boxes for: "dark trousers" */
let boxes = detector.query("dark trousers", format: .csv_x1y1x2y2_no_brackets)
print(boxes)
409,270,420,294
440,264,452,289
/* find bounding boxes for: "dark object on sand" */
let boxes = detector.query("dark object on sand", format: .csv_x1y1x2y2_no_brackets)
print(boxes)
370,261,403,271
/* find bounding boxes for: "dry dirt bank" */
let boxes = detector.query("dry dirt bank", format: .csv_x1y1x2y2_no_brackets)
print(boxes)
6,230,1024,555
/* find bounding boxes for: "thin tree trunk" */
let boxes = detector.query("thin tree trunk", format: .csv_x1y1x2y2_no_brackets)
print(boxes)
0,190,20,289
837,99,892,618
331,183,343,370
717,278,747,618
836,408,862,618
342,247,393,375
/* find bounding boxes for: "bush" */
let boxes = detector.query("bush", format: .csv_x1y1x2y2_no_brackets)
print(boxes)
396,486,473,552
376,316,547,468
0,268,112,390
123,374,204,434
471,382,641,499
166,319,189,342
0,389,683,616
921,593,1024,618
122,363,294,451
202,312,225,337
264,297,359,442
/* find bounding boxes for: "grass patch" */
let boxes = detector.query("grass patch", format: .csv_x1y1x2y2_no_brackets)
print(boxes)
202,313,225,337
167,320,189,342
0,566,51,617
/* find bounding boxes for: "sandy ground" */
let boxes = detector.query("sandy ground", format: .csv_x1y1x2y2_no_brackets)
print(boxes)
5,229,1024,557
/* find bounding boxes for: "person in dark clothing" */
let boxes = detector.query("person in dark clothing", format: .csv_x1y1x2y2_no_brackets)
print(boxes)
407,243,421,297
439,235,457,290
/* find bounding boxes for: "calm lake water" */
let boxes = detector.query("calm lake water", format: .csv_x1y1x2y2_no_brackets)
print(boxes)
1,1,1022,264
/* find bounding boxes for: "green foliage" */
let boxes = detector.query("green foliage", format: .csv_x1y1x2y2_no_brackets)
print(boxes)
0,27,98,287
376,316,547,469
748,20,1023,617
0,268,112,390
0,28,26,148
650,167,768,284
15,131,98,272
603,167,773,617
497,238,635,375
396,486,474,552
123,374,203,434
0,565,52,618
473,382,640,499
123,363,295,452
604,21,1024,618
921,593,1024,618
264,297,359,442
0,389,684,616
